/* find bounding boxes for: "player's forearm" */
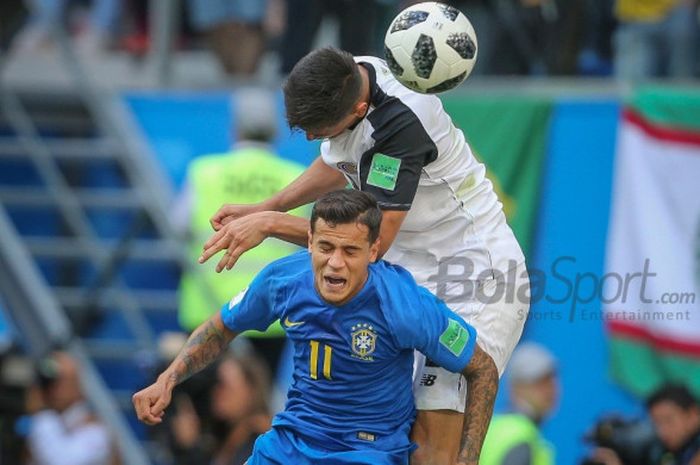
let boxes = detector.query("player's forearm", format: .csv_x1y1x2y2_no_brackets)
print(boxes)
263,211,311,247
458,349,499,464
161,313,235,386
377,209,408,258
265,156,347,212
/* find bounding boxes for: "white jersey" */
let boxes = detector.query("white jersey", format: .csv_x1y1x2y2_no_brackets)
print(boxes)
320,56,524,287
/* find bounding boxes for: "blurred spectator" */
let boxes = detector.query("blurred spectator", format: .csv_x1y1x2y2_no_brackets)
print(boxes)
593,384,700,465
166,352,272,465
480,342,558,465
11,0,121,54
174,87,305,372
280,0,382,74
577,0,616,76
0,349,32,464
25,351,114,465
486,0,561,75
0,0,28,51
186,0,269,76
613,0,698,79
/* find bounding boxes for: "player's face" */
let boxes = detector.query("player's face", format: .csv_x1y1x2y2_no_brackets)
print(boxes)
308,219,380,306
304,101,369,141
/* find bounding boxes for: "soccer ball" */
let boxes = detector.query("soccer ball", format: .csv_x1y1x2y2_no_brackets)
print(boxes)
384,2,478,94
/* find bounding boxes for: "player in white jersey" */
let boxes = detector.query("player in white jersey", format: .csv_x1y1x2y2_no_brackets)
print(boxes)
199,48,530,465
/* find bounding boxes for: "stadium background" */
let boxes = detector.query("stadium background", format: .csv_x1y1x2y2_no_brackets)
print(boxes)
0,1,699,464
125,87,688,464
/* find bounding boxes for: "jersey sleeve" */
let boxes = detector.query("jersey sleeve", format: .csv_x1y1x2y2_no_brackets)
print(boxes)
220,266,279,333
359,107,438,210
391,285,477,373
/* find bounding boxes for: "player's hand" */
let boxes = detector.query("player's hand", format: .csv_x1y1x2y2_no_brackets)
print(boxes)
199,211,272,272
209,203,267,231
132,375,175,425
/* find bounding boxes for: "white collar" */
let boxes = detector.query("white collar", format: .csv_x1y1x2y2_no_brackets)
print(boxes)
62,401,91,430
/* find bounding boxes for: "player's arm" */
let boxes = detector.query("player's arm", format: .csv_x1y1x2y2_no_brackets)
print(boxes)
457,344,499,465
264,155,348,213
201,156,346,270
200,210,311,272
359,110,438,257
378,209,408,258
209,156,346,230
132,312,235,425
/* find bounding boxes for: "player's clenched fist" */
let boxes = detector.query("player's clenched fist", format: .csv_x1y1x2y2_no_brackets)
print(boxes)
132,374,176,425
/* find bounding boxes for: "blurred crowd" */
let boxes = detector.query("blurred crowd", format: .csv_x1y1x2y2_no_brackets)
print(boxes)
0,0,698,79
2,339,698,464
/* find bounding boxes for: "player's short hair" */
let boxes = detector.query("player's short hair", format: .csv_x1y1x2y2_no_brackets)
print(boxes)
283,47,362,133
646,384,698,411
310,190,382,244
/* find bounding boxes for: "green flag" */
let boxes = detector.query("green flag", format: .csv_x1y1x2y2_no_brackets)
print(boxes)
441,96,551,259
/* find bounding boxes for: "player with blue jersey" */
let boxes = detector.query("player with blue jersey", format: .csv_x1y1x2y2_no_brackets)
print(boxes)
133,190,498,465
199,48,529,465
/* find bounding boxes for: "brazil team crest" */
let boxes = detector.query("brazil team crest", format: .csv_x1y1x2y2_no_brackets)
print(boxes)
351,323,376,359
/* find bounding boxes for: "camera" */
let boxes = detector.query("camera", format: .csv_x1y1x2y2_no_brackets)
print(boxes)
580,416,656,465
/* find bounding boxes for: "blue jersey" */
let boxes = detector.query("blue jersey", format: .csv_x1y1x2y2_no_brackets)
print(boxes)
221,251,477,455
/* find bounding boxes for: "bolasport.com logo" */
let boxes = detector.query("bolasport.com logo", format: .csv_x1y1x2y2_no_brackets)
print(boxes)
425,256,696,323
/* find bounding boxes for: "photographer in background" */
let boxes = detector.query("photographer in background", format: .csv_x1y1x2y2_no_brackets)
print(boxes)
593,385,700,465
25,351,113,465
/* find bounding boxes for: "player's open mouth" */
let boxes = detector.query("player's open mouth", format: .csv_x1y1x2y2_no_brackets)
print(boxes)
324,276,347,289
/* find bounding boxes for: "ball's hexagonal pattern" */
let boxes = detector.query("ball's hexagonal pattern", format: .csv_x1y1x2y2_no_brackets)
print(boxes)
446,32,476,60
390,10,429,33
384,2,478,93
384,46,404,76
426,71,467,93
438,4,460,21
411,34,437,79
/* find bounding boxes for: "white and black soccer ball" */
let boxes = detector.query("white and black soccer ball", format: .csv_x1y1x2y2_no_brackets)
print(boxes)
384,2,478,94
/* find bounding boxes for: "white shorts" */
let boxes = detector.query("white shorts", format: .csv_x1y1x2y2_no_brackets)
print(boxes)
413,261,530,413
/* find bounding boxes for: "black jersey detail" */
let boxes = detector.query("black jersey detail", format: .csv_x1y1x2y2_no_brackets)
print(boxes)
357,63,438,210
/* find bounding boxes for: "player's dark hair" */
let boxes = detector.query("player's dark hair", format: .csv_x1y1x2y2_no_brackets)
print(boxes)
310,190,382,244
283,47,362,132
646,384,699,411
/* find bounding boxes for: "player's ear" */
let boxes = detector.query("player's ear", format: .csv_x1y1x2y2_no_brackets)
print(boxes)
368,238,380,262
353,101,368,118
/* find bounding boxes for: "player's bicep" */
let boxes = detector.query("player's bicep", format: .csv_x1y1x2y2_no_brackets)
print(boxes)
359,119,437,210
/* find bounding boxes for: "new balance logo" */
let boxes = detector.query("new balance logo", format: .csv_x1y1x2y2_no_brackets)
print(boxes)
420,374,437,386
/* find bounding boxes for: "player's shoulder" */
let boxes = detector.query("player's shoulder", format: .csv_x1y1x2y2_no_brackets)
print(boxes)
369,260,437,340
370,260,422,297
259,250,311,283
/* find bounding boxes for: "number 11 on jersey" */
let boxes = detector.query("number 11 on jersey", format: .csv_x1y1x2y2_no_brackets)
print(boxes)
309,340,332,380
